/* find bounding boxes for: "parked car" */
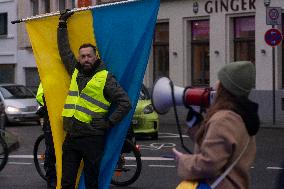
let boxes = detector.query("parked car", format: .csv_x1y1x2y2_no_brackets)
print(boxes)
131,85,159,139
0,84,40,125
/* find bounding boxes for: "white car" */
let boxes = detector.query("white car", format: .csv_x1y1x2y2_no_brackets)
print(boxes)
0,84,40,125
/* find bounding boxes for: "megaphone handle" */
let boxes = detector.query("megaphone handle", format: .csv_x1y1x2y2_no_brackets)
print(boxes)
169,80,192,154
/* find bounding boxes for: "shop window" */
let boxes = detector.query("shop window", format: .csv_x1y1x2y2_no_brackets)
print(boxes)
0,64,15,83
153,22,169,82
25,68,40,94
191,20,210,86
0,13,7,36
234,16,255,63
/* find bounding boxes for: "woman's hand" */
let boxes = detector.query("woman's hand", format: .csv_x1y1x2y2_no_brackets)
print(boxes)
172,148,183,162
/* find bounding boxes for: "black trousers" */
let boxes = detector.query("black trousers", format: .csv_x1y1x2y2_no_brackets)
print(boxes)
43,129,56,183
42,118,56,184
61,134,105,189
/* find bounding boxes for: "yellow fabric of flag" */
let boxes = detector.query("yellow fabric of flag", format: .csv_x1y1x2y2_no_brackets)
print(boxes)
26,11,96,188
176,181,199,189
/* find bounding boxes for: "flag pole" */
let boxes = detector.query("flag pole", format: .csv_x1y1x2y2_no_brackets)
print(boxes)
11,0,141,24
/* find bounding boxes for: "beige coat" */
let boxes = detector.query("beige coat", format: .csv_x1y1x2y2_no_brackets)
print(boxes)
177,110,256,189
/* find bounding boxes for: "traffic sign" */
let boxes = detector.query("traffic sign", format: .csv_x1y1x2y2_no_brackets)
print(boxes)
264,28,283,47
266,7,282,25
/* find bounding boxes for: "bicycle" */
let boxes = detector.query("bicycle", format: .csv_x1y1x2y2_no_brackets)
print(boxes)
33,130,142,186
111,136,142,186
0,134,8,172
0,110,8,172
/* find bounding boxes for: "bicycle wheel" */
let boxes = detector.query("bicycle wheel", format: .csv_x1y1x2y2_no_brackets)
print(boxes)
0,136,8,171
33,134,47,180
111,139,142,186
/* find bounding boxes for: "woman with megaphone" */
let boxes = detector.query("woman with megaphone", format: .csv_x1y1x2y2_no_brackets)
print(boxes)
173,61,260,189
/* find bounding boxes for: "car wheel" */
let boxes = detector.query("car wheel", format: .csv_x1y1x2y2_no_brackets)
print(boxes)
151,132,158,140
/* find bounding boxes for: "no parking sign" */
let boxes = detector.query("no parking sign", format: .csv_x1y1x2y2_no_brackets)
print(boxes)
265,7,282,125
264,28,283,47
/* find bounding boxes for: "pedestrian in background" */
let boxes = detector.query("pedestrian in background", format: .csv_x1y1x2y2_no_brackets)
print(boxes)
173,61,260,189
36,83,56,189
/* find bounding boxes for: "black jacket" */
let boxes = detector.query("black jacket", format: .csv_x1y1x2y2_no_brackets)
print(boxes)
57,25,131,136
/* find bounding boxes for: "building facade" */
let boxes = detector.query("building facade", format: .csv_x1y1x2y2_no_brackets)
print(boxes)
16,0,80,92
0,0,17,86
12,0,114,92
1,0,284,124
146,0,284,125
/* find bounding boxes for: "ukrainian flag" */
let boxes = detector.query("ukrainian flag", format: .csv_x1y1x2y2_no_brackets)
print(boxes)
176,181,212,189
25,0,160,188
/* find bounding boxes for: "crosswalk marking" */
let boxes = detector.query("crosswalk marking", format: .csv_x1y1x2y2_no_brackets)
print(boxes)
149,165,176,168
9,155,34,158
9,155,175,161
8,162,32,165
267,167,284,170
7,155,284,170
159,132,188,138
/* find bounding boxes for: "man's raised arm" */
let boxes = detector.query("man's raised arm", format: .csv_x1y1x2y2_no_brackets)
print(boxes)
57,10,76,76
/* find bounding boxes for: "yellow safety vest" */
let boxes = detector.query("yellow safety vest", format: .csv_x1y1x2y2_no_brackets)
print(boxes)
36,83,44,106
62,69,110,123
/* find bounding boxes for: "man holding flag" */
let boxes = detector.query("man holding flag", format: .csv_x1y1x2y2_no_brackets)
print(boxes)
21,0,160,188
57,10,131,189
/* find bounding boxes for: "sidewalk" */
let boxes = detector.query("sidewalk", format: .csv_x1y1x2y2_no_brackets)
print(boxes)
260,122,284,128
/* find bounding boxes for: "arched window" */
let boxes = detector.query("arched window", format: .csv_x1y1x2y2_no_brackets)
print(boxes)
191,20,210,86
234,16,255,63
153,22,169,82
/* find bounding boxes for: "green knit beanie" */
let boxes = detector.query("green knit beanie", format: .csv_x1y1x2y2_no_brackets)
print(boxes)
218,61,255,97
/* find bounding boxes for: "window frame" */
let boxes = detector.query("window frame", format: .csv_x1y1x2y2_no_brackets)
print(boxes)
191,19,210,87
0,12,8,36
281,13,284,88
233,16,255,63
59,0,66,11
30,0,39,16
44,0,50,13
25,67,40,94
153,22,169,83
0,64,15,84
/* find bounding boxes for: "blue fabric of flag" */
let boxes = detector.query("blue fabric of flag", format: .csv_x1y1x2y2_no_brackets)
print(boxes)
197,182,212,189
78,0,160,188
